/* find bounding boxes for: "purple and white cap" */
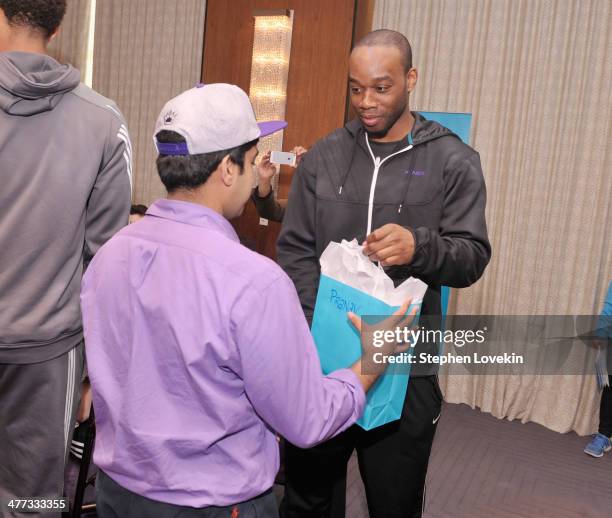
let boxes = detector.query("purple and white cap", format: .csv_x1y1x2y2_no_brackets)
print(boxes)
153,83,287,155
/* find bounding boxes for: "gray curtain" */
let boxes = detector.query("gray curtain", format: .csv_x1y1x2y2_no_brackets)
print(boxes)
92,0,207,205
48,0,91,79
373,0,612,434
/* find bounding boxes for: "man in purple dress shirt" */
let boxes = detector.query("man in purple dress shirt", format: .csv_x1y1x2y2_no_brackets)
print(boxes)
80,84,410,518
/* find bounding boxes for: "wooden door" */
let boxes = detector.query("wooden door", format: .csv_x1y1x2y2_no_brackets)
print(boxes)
202,0,373,258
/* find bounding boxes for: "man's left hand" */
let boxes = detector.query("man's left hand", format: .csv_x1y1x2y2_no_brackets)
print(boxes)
362,224,415,266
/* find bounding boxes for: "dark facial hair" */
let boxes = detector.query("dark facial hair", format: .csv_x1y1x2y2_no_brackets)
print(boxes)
364,93,408,140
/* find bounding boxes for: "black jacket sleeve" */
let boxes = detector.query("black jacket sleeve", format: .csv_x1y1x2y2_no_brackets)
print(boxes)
405,151,491,288
277,162,319,322
251,188,285,222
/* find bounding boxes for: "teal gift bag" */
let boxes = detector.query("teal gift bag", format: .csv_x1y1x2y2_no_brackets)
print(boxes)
311,240,427,430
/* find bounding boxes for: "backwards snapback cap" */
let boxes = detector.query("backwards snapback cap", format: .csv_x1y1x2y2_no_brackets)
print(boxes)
153,83,287,156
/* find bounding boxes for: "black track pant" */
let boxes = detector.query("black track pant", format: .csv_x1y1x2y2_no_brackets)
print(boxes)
280,376,443,518
599,376,612,437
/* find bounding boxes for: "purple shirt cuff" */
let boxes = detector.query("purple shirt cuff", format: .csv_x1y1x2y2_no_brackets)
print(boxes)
326,368,367,420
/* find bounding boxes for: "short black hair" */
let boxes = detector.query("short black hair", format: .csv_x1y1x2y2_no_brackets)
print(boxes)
0,0,67,38
353,29,413,72
130,204,148,216
155,131,258,193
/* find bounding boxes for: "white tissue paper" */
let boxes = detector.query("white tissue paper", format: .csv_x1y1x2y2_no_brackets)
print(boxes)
319,239,428,307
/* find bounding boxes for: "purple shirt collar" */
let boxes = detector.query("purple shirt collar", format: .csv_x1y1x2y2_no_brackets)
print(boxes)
146,198,239,242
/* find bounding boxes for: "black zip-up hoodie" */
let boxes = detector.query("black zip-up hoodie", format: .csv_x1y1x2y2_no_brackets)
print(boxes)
277,113,491,332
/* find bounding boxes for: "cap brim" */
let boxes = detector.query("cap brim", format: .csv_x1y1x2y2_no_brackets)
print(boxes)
258,120,288,137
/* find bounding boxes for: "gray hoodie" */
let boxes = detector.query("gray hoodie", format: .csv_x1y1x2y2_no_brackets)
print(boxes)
0,51,131,363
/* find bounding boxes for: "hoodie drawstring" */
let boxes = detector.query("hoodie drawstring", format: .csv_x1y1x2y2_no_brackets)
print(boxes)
338,130,359,196
337,127,422,216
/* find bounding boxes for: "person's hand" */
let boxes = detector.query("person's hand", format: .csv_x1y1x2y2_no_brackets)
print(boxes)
362,223,415,266
346,299,418,390
257,151,278,197
290,146,308,166
348,299,417,356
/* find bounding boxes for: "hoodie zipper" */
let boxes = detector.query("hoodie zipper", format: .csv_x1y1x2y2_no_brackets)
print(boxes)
364,134,413,235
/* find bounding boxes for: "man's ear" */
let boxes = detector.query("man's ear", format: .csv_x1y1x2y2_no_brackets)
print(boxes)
48,27,60,43
406,67,418,94
219,155,236,187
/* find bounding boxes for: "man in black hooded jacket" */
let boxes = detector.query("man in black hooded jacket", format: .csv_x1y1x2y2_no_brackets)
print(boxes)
277,30,491,518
